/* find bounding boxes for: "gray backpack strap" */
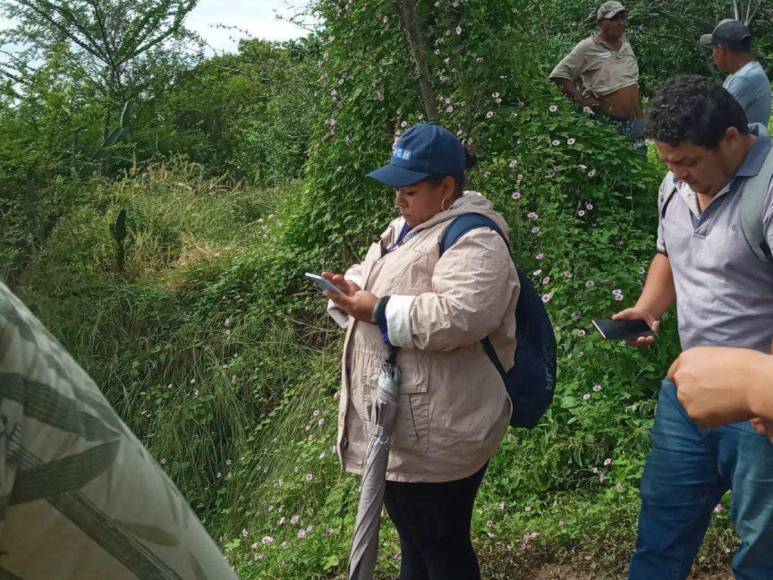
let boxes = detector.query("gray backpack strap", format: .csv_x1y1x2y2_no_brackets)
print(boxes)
658,172,678,219
739,149,773,262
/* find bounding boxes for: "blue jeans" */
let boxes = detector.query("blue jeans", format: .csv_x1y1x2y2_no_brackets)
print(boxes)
629,380,773,580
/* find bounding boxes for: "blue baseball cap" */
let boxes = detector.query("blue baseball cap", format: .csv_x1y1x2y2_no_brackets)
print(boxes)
367,124,465,187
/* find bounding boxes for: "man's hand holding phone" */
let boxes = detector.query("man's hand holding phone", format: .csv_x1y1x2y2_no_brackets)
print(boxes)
611,307,660,348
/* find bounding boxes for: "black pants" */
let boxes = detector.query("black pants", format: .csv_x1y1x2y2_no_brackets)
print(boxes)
383,462,488,580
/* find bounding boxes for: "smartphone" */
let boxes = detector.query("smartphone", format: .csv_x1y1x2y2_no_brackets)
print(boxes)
591,318,654,341
305,273,344,296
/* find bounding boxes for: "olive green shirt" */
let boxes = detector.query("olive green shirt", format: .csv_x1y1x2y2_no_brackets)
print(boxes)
549,33,639,97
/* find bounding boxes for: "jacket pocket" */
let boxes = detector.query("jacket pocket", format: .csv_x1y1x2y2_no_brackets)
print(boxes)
356,348,431,453
358,348,429,394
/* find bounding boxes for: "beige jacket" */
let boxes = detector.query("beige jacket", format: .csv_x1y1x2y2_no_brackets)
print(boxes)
329,192,519,482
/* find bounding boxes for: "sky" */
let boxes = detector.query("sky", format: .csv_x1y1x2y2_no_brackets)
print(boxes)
0,1,311,57
185,0,311,53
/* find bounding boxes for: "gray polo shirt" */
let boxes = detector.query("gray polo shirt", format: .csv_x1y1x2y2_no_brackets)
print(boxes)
657,124,773,352
723,60,772,127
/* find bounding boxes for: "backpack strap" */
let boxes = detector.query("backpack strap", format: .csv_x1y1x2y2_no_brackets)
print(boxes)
658,173,678,220
439,213,509,377
439,213,507,254
739,148,773,263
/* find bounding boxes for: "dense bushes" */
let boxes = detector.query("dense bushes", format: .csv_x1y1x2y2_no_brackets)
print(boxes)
6,0,763,577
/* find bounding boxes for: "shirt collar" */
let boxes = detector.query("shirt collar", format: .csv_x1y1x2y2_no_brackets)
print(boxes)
733,60,758,77
736,123,771,177
592,32,628,52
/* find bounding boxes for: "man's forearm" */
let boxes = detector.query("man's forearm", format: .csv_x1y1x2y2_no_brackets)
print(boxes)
748,355,773,422
635,253,676,319
552,78,589,106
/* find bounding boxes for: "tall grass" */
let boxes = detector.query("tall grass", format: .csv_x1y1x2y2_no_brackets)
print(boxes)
14,158,737,579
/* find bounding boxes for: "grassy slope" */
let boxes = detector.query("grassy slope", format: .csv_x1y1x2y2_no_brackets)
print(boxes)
15,154,738,579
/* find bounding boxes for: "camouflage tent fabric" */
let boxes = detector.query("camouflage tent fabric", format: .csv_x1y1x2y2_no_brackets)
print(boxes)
0,283,237,580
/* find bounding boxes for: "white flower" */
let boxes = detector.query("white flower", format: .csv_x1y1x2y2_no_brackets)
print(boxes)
242,528,249,538
567,138,576,145
262,536,274,545
455,26,463,35
578,210,586,217
511,191,522,200
593,384,603,392
588,169,597,177
549,105,558,112
583,393,591,400
297,529,306,539
446,105,454,113
509,159,518,168
486,111,494,119
551,139,561,146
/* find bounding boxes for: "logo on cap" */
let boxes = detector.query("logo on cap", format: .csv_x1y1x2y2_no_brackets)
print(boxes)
393,148,412,161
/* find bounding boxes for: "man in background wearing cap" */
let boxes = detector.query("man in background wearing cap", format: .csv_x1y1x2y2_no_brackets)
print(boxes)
549,1,646,155
701,19,771,126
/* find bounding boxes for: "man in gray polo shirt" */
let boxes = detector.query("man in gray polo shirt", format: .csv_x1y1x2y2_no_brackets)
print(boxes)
614,75,773,579
700,19,772,126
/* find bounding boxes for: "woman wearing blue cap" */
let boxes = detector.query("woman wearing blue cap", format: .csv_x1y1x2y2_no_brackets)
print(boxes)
325,124,519,579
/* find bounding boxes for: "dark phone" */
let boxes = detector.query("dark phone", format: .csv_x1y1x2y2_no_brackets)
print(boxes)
591,318,654,341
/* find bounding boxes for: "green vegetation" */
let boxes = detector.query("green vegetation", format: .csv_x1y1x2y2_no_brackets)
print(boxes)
2,0,763,577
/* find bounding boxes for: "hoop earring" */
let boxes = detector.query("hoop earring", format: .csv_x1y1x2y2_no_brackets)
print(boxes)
441,197,451,211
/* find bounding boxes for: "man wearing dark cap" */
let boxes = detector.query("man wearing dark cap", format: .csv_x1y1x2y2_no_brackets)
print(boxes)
701,19,771,126
549,1,646,154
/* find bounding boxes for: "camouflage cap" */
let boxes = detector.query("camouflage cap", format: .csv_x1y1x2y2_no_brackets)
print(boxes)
597,1,626,20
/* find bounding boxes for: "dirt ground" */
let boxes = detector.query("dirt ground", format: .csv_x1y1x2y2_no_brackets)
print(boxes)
527,564,732,579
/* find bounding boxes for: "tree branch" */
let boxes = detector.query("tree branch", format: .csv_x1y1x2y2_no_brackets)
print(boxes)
399,0,437,122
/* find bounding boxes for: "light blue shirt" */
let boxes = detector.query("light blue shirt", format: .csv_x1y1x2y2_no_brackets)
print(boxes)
723,60,772,126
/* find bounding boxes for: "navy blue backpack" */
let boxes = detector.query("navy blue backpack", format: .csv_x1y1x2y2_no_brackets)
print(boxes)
439,214,557,429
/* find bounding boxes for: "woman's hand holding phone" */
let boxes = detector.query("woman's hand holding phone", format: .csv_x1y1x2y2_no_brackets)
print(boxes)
319,272,378,323
320,272,360,296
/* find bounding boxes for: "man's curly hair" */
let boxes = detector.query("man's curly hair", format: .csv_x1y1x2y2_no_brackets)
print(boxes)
645,75,749,148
